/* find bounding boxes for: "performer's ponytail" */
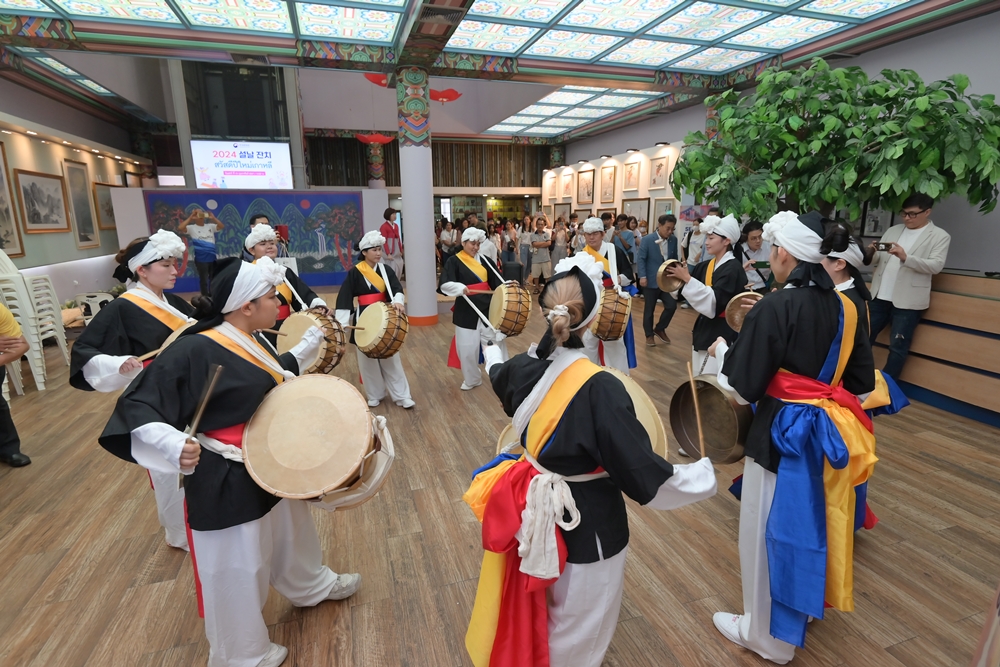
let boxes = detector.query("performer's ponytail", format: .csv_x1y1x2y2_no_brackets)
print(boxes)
541,279,585,350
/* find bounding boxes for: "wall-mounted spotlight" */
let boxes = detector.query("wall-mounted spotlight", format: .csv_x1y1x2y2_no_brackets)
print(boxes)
655,142,670,147
626,148,639,153
599,154,611,159
25,130,37,135
577,159,587,164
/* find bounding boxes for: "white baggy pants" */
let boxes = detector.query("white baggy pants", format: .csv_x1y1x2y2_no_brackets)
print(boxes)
737,459,797,664
582,329,629,375
149,469,188,550
356,348,412,404
547,547,628,667
190,499,340,667
454,323,508,388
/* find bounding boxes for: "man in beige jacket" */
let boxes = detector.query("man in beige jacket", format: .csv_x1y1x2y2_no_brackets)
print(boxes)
867,193,951,379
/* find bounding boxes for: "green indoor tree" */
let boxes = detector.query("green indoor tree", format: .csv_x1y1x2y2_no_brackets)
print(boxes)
671,58,1000,222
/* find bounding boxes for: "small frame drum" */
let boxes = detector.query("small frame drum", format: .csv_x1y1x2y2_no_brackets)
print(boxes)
656,259,684,293
669,374,753,463
590,288,632,341
277,309,346,374
489,283,532,337
355,302,408,359
604,368,669,460
243,375,392,509
494,369,668,460
725,291,763,333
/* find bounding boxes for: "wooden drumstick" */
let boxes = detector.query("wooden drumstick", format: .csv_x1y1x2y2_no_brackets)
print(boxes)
261,329,288,336
136,348,160,362
686,361,707,460
179,364,224,488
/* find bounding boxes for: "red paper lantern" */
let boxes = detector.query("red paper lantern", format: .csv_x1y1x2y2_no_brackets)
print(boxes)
430,88,461,104
364,73,388,87
355,133,395,145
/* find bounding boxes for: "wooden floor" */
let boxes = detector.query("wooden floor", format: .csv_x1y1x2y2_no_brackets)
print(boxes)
0,291,997,667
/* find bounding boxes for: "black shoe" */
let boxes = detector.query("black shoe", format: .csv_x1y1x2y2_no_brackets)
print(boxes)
0,452,31,467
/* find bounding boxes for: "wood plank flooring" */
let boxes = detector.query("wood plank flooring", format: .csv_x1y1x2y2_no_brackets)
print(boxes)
0,291,996,666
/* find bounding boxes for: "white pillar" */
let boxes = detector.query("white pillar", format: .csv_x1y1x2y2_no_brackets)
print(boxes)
282,68,307,189
166,59,195,189
396,66,437,325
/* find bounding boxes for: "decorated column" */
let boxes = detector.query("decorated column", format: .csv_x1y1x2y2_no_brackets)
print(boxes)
366,142,386,189
396,66,437,325
549,144,565,169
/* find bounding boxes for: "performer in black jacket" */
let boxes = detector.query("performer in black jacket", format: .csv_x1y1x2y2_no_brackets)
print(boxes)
437,227,508,390
335,231,414,408
69,230,194,549
99,257,359,667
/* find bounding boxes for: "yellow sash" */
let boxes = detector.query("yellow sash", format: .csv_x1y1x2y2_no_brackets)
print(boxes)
704,257,716,287
199,329,287,385
584,244,610,274
356,261,386,293
457,250,488,282
464,357,602,667
776,291,876,611
120,291,188,332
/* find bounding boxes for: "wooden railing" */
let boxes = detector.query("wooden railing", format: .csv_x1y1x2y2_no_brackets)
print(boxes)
872,273,1000,413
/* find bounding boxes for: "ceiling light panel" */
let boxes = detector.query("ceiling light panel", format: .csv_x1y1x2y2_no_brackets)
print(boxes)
446,20,540,53
520,103,570,115
649,2,770,41
466,0,575,24
600,38,696,66
295,4,401,42
669,46,768,71
800,0,910,18
524,29,623,60
0,0,58,15
558,0,684,32
584,94,650,108
176,0,292,33
48,0,181,23
561,107,617,118
725,15,845,48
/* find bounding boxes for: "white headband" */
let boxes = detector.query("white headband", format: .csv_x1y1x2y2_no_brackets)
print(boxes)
829,241,865,269
245,223,277,250
463,227,486,244
700,214,740,244
223,256,285,314
582,217,604,234
762,211,825,263
552,253,603,330
128,230,185,274
359,230,386,251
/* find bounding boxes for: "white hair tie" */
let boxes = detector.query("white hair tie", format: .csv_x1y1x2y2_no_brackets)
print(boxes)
547,304,569,323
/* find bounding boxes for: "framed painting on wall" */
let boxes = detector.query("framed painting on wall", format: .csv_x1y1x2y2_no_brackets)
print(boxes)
622,197,649,223
93,183,122,231
623,161,640,191
597,207,616,219
543,205,553,217
561,172,572,198
862,203,893,237
125,171,142,188
553,203,571,221
0,142,24,258
652,198,677,222
600,165,616,203
574,209,592,220
546,175,557,200
14,169,71,234
577,169,594,205
63,159,100,249
649,157,668,189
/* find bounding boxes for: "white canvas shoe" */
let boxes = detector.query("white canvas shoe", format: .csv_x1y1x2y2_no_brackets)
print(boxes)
397,398,415,409
460,382,480,391
712,613,790,665
367,399,380,407
326,573,362,601
255,643,288,667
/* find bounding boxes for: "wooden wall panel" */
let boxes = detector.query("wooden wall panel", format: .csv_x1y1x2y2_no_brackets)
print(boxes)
875,324,1000,375
873,347,1000,412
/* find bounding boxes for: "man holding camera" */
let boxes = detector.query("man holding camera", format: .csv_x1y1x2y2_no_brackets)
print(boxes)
868,194,951,379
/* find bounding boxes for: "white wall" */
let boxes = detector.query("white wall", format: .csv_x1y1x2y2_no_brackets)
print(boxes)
566,105,707,164
298,69,555,134
0,78,130,150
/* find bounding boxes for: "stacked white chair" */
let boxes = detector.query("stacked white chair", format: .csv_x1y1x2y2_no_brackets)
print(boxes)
75,292,115,325
0,275,47,391
26,275,70,366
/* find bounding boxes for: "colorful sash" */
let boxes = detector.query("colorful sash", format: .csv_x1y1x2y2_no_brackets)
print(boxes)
358,293,388,307
763,291,877,647
120,291,189,332
464,359,602,667
199,328,288,385
704,257,716,287
458,250,488,282
357,261,387,294
584,244,610,274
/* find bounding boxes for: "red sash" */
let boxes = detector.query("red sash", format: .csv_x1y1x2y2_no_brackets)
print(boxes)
277,304,291,321
358,293,388,306
467,281,490,292
203,422,246,449
602,277,614,288
766,371,873,433
142,359,154,369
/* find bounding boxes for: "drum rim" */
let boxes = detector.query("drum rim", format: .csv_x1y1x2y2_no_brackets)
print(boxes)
242,375,374,498
603,367,668,460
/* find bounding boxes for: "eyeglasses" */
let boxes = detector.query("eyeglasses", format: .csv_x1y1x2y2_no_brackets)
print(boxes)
900,209,928,219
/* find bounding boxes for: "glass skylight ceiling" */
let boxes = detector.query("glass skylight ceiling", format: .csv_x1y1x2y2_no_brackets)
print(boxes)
1,0,405,41
449,0,926,73
486,86,664,136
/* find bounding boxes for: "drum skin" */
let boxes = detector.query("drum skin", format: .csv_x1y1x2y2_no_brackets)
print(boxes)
243,375,374,499
355,302,408,359
489,283,532,337
590,289,631,342
276,310,346,374
669,374,752,463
